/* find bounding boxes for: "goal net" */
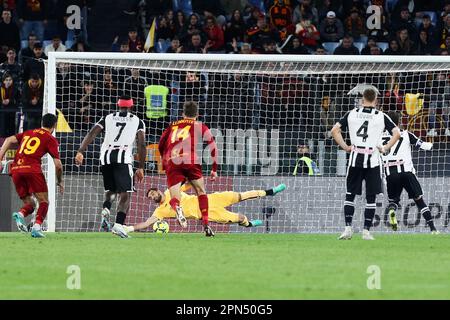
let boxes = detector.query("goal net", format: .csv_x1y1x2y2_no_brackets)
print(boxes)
45,53,450,233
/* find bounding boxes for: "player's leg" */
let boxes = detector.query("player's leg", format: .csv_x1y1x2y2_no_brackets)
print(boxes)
405,173,438,233
32,192,49,238
339,167,362,240
11,173,35,232
167,166,188,228
111,191,131,238
110,164,135,238
238,184,286,203
386,174,402,231
189,176,214,237
361,167,382,240
100,165,116,231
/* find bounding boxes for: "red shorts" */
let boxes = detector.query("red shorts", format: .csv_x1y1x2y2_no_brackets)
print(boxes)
166,164,203,188
11,172,48,198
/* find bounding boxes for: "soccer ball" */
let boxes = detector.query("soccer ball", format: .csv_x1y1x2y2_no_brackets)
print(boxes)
153,220,169,233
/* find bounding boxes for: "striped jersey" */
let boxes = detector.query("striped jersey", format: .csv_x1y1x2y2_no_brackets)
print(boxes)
381,129,431,176
96,111,145,165
338,107,397,168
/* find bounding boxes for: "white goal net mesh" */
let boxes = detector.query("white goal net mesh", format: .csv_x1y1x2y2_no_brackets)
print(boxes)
47,55,450,233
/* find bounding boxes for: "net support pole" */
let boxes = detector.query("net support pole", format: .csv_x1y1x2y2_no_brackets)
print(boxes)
46,53,57,232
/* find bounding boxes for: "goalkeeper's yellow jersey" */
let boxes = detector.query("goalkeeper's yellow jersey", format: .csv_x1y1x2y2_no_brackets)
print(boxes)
152,190,241,224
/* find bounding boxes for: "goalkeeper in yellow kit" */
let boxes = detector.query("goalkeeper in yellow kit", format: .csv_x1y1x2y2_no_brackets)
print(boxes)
118,183,286,235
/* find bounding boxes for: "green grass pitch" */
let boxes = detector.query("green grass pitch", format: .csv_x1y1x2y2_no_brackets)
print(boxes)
0,232,449,299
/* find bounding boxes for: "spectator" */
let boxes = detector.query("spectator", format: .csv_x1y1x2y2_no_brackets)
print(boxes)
74,80,100,131
293,0,319,25
23,42,46,81
0,72,19,136
333,35,360,55
427,72,450,137
0,48,22,85
0,9,20,52
19,33,37,64
391,6,417,38
416,30,436,55
319,11,344,42
184,33,205,53
247,15,280,53
245,6,263,29
344,8,365,41
166,38,183,53
397,28,416,54
98,68,118,110
295,15,320,52
284,36,309,54
419,14,438,48
225,10,247,44
383,39,401,55
269,0,293,31
127,27,143,52
439,14,450,49
22,73,44,130
203,16,225,52
361,36,379,55
239,42,252,54
180,14,204,45
263,39,279,54
342,0,365,17
44,35,66,55
315,46,326,54
369,46,382,55
292,144,320,176
123,69,147,113
175,10,186,34
441,34,450,50
17,0,48,42
157,15,176,41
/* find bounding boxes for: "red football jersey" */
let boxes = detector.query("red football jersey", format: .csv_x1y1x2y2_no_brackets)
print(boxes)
11,128,60,174
158,119,217,171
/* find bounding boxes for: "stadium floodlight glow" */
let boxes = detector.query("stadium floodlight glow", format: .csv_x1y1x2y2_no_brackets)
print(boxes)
44,52,450,233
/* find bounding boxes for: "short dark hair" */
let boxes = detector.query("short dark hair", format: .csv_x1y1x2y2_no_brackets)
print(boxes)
146,188,158,197
387,111,400,126
42,113,58,128
363,88,377,102
183,101,198,117
30,73,41,80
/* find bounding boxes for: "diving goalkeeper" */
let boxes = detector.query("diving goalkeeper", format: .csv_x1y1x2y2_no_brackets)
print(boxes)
113,183,286,237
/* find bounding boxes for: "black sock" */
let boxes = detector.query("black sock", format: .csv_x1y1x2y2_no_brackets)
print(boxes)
344,193,356,226
415,198,436,231
116,211,126,225
364,195,377,230
265,189,274,196
364,205,376,230
103,200,112,210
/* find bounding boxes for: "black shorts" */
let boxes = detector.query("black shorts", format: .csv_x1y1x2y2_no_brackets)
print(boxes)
346,166,382,196
386,172,423,200
101,164,134,193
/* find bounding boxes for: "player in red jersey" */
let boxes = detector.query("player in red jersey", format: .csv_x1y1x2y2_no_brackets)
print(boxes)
0,114,63,238
158,101,218,237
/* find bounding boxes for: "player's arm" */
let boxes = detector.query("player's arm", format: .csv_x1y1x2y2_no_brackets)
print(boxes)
75,120,104,166
135,120,146,183
47,137,64,194
202,124,218,180
408,131,433,151
125,214,159,233
0,135,18,161
331,111,352,152
379,114,401,153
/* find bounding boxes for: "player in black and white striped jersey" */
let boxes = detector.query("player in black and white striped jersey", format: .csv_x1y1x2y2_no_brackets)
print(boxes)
381,111,438,234
331,88,401,240
75,96,146,237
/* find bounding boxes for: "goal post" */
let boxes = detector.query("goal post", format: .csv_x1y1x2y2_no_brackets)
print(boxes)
45,52,450,233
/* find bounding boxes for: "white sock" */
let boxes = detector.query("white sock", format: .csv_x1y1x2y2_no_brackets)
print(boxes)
18,212,24,218
32,223,41,231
